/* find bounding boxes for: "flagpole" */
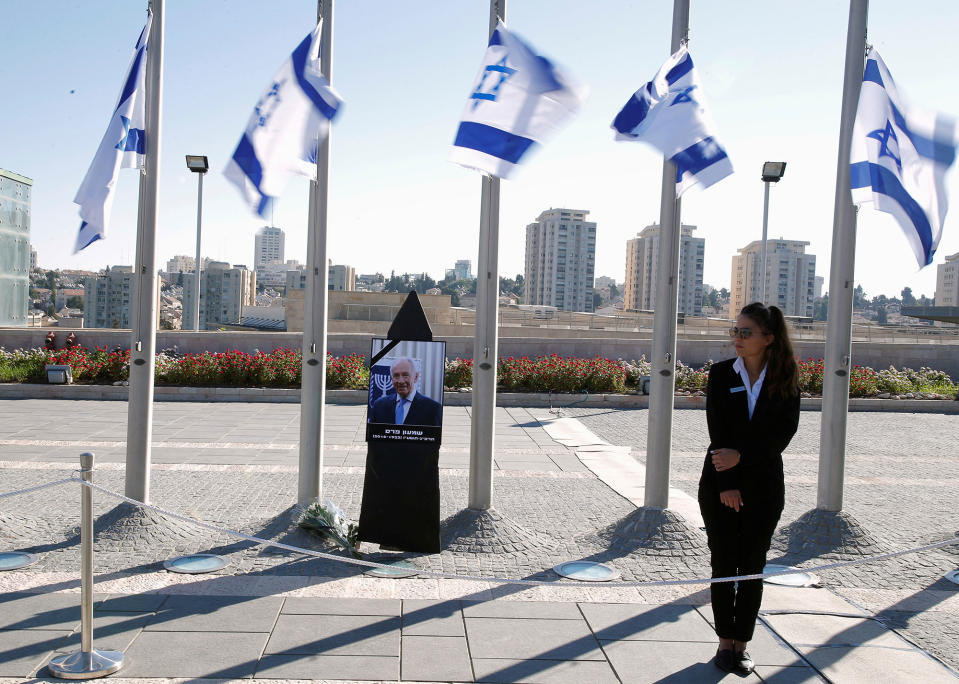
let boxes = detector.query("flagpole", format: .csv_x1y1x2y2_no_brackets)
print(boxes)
125,0,163,502
643,0,689,510
818,0,868,512
468,0,505,511
298,0,333,506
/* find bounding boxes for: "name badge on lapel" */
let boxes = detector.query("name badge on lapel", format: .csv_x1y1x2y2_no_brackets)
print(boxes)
729,386,746,394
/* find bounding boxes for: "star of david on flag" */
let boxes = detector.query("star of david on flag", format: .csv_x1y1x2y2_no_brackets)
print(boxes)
850,48,959,268
450,21,587,179
72,15,151,252
611,45,733,197
224,20,342,218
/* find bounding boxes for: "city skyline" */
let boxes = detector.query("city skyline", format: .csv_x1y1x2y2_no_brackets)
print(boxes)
6,1,959,301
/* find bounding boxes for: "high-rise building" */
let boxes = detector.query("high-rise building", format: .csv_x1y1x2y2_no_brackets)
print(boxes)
0,168,32,327
182,262,255,330
935,252,959,307
30,246,37,270
729,239,816,318
166,255,196,274
623,223,704,315
445,259,472,281
523,208,596,313
257,259,303,289
83,266,135,328
254,226,285,269
329,262,355,291
285,262,356,291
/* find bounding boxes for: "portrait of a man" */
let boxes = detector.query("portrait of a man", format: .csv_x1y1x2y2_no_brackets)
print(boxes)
369,357,443,427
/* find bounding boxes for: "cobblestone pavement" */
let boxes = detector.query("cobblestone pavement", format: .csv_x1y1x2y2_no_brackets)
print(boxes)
566,406,959,671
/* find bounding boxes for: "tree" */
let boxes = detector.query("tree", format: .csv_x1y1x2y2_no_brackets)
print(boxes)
66,296,84,311
593,292,603,310
876,307,888,325
176,272,184,287
609,283,620,301
814,293,829,321
853,284,867,309
901,287,916,306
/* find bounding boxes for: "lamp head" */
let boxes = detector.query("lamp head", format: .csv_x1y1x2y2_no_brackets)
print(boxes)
185,155,209,173
761,161,786,182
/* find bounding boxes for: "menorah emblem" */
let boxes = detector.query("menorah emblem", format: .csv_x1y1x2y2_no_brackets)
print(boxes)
374,372,393,394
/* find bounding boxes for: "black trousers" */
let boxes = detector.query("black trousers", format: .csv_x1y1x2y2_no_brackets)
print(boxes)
698,491,782,642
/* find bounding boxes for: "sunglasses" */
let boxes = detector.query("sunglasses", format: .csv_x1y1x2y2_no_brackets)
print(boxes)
728,326,757,340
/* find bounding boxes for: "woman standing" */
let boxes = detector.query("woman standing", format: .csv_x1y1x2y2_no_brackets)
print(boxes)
699,302,800,675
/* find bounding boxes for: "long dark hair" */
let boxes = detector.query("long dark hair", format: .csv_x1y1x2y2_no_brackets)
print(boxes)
739,302,798,399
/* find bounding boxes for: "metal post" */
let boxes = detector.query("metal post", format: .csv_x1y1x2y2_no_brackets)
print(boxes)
818,0,868,512
298,0,333,506
192,172,203,332
468,0,505,511
48,453,124,678
760,180,771,304
125,0,164,503
644,0,689,510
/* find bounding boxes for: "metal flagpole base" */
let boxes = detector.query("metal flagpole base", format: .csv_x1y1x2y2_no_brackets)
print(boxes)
47,649,124,679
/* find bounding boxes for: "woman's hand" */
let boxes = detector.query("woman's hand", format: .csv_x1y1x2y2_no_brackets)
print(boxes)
711,448,740,472
719,489,744,512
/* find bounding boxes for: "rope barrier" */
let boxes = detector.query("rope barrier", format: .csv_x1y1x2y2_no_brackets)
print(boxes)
68,476,959,588
2,474,956,588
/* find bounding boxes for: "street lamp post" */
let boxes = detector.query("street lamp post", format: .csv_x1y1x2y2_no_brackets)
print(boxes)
760,161,786,305
185,155,209,332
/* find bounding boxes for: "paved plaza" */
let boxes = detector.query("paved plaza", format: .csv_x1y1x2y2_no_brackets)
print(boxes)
0,398,957,682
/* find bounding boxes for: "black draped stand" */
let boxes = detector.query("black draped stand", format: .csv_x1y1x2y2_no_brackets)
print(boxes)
357,292,442,553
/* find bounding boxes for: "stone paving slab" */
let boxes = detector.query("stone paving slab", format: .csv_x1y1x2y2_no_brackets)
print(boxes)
464,616,605,661
764,613,957,682
472,657,620,684
579,603,716,643
401,634,473,681
145,595,283,632
255,653,399,681
282,597,402,616
600,639,764,683
265,613,401,656
402,599,466,636
118,630,269,679
57,611,152,654
0,628,70,678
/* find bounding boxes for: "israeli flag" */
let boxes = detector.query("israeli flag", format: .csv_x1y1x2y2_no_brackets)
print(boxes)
450,21,587,179
612,45,732,196
73,16,151,252
850,48,959,268
224,20,342,217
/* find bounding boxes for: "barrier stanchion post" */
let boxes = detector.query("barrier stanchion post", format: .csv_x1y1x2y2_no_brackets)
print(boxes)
48,452,124,679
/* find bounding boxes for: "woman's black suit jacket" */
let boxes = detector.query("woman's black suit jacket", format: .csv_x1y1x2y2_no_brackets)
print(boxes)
698,358,800,506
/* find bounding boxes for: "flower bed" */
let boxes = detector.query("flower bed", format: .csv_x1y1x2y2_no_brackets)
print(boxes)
1,346,955,398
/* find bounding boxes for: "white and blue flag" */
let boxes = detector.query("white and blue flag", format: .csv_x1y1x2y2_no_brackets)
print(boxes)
450,22,587,179
224,20,342,217
73,16,151,252
850,48,959,268
612,45,732,196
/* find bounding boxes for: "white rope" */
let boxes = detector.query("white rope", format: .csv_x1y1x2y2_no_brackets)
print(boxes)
0,477,77,500
71,476,959,589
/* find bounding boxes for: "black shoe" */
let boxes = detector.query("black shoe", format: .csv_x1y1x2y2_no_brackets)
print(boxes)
735,650,754,675
714,648,736,673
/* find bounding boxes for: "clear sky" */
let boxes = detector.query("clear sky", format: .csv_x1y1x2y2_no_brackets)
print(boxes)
4,0,959,300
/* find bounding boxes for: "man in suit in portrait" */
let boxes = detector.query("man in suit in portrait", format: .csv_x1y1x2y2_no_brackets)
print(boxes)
370,357,443,426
